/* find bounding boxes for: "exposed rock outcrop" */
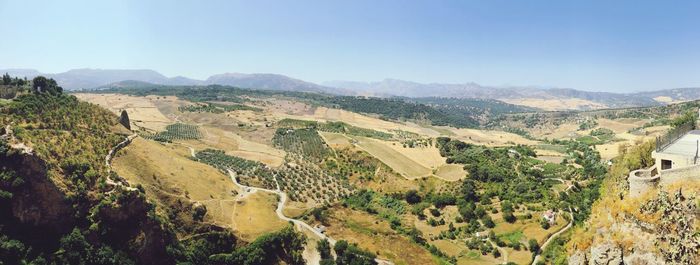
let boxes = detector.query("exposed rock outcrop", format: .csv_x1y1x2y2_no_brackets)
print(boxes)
119,109,131,130
589,243,623,265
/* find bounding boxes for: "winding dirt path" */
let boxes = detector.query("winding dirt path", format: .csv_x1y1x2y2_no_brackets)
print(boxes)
487,238,508,263
531,210,574,265
225,169,394,265
105,134,139,192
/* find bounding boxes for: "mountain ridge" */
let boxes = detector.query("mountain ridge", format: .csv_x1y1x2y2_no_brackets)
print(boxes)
3,68,700,110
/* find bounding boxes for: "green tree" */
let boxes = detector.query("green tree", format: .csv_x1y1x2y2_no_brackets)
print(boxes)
670,110,697,128
317,239,333,264
528,239,540,254
2,73,10,85
31,76,62,95
461,179,478,202
56,228,91,264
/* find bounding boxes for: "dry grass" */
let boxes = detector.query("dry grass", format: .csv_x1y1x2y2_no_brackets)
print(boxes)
232,191,287,241
445,127,538,146
350,136,432,178
500,98,607,111
531,122,581,139
596,118,646,134
653,96,674,103
318,131,352,148
434,164,467,181
324,207,438,265
413,206,464,238
385,141,447,169
111,137,240,229
506,249,533,264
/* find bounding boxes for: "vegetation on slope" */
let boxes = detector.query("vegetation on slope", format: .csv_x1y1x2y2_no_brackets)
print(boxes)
178,102,261,113
277,118,393,140
273,128,331,162
90,84,534,128
565,129,699,264
140,123,202,142
0,76,308,265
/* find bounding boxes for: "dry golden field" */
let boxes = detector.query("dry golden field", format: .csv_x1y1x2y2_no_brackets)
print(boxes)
75,93,174,131
434,164,467,181
500,98,607,111
231,191,287,241
446,127,538,146
349,136,432,179
324,207,438,265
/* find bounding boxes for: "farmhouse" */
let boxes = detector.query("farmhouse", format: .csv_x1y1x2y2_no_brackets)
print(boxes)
542,210,556,224
629,117,700,197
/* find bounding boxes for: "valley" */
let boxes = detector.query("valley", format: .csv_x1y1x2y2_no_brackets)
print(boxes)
71,84,674,264
1,76,697,265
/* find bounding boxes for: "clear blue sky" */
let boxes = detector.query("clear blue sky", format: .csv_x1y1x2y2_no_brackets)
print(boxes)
1,0,699,92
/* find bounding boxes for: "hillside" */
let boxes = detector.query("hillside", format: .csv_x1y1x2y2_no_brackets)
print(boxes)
72,85,626,265
0,76,318,265
565,141,699,264
3,74,698,265
89,83,531,128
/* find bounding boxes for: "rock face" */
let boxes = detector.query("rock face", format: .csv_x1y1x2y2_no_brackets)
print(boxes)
10,154,73,228
569,250,588,265
119,110,131,130
589,243,624,265
624,252,666,265
1,150,75,244
570,242,668,265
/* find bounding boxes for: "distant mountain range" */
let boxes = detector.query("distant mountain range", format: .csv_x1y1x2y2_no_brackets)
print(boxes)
324,79,700,110
3,68,699,110
0,68,338,94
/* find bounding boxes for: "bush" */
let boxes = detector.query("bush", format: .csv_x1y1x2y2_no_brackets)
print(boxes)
540,218,550,230
528,239,540,254
405,189,421,204
503,210,516,223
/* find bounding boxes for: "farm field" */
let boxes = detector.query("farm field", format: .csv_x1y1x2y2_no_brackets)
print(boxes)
434,164,467,181
446,127,538,146
500,97,607,111
318,131,352,147
349,136,432,179
75,93,173,131
182,126,286,166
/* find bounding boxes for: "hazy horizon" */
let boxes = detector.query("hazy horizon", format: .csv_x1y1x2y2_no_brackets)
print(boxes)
2,0,699,92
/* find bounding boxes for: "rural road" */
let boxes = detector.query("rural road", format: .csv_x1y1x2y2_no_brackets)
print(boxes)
531,210,574,265
226,169,394,265
176,140,393,264
105,134,139,192
529,178,576,265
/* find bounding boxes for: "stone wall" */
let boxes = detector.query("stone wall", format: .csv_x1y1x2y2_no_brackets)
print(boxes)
629,163,700,198
628,165,660,198
658,164,700,187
